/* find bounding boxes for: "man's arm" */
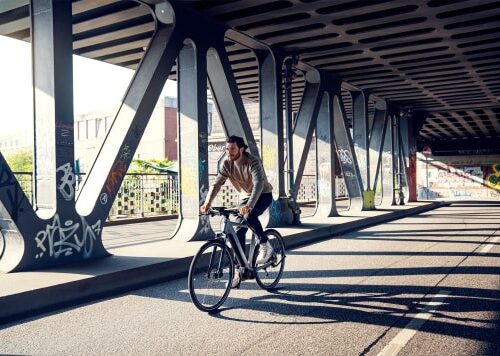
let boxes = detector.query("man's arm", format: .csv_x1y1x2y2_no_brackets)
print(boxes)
246,157,266,208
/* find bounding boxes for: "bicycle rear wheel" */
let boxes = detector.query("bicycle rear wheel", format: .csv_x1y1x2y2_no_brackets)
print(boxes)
253,229,285,290
188,240,234,312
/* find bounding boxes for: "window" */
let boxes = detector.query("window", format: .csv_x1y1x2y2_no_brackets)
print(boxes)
96,118,105,138
77,121,86,140
87,119,96,139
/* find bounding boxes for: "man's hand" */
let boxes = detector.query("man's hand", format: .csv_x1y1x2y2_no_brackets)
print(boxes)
239,205,251,216
200,203,210,214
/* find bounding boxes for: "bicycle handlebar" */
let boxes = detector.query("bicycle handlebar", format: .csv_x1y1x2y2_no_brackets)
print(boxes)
201,207,242,218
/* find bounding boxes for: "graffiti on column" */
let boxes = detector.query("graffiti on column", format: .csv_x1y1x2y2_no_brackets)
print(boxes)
105,160,127,196
262,144,277,186
269,199,282,223
35,215,101,259
55,122,74,146
337,149,353,165
317,160,331,203
120,144,132,160
56,163,75,201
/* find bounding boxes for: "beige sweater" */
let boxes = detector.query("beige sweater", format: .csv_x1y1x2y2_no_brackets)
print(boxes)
205,153,273,208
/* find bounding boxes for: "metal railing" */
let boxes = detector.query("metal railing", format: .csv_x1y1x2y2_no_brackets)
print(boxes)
13,172,179,220
12,171,347,220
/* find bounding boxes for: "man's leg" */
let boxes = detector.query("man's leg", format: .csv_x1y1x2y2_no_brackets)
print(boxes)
235,199,249,257
245,193,273,243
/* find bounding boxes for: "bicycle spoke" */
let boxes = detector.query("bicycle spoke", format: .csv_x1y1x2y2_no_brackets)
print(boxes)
189,241,233,312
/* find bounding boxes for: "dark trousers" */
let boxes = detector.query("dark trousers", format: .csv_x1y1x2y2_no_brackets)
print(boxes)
235,192,273,255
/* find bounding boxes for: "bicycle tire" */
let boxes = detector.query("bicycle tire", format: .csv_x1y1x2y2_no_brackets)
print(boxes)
188,240,234,312
253,229,286,290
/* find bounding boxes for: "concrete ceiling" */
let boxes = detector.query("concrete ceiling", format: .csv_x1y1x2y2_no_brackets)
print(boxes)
1,0,500,146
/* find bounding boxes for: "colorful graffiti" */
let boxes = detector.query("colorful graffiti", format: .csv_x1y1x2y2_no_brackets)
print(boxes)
105,160,127,196
416,154,500,199
485,163,500,190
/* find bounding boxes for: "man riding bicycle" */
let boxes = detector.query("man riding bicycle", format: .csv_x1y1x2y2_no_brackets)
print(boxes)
200,135,273,287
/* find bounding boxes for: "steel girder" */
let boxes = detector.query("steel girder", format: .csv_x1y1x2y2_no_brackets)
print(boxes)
351,90,370,191
292,68,365,213
170,42,213,241
0,1,182,271
315,91,338,217
255,49,295,226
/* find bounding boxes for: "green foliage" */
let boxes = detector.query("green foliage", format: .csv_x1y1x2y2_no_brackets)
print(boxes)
128,158,175,173
4,149,33,172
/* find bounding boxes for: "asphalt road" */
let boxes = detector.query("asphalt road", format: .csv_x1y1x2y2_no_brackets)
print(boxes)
1,201,498,355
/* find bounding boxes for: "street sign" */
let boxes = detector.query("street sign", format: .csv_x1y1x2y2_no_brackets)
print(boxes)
422,146,432,158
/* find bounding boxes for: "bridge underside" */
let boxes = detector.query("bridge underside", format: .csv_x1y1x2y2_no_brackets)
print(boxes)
0,0,499,272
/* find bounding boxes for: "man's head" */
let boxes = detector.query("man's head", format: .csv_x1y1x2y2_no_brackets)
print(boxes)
226,135,248,161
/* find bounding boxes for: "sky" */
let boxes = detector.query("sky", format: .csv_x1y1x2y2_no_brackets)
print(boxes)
0,35,177,135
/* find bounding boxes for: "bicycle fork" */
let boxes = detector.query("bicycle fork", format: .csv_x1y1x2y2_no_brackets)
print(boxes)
207,243,226,279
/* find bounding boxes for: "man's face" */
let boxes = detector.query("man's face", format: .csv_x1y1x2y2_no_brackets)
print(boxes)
226,142,243,161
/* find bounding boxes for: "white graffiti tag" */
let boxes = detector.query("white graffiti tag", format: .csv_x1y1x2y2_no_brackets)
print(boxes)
57,163,75,201
100,193,108,205
337,149,353,165
121,144,132,160
35,215,101,259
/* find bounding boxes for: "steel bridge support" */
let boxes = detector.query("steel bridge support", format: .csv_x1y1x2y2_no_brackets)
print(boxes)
170,41,213,241
315,91,338,217
0,1,183,271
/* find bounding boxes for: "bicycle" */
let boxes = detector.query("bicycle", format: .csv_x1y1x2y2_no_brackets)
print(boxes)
188,206,286,312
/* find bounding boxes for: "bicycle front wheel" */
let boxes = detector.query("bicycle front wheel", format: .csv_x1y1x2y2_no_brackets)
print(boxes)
253,229,286,290
188,240,234,312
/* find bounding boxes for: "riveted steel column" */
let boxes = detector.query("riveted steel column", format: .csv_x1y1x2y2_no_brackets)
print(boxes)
369,100,388,203
332,84,364,211
207,46,259,157
77,6,181,217
292,71,322,191
380,112,396,206
392,114,400,205
256,49,294,226
171,42,214,241
32,0,74,215
315,92,338,217
407,111,426,202
398,115,410,204
351,90,369,190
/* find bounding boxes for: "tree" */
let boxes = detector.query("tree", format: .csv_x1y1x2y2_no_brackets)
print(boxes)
128,158,175,174
4,149,33,172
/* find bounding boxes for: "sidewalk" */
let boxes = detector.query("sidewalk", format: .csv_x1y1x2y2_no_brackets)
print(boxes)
0,201,447,324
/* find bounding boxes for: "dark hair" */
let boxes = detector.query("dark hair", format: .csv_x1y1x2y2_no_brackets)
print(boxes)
226,135,248,150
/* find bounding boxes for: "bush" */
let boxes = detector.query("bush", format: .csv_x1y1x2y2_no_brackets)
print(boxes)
4,149,33,172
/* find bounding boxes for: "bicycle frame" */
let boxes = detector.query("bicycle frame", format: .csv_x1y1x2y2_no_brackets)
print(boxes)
217,214,275,272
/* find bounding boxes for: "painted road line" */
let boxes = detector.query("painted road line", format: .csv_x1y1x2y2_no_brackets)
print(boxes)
377,290,451,356
478,233,500,254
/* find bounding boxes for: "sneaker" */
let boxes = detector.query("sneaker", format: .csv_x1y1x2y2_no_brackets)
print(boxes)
231,268,241,288
256,241,274,264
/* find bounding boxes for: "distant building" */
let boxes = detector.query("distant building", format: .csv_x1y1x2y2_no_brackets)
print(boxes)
0,129,31,155
1,95,317,179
